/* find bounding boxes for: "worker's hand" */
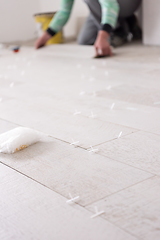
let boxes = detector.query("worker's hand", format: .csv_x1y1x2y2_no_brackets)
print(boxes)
94,30,113,57
35,31,52,49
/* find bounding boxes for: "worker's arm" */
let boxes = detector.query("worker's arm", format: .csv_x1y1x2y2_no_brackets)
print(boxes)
35,0,74,49
94,0,119,56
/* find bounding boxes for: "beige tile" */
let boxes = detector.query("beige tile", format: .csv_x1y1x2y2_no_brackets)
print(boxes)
0,163,139,240
97,131,160,175
0,119,18,134
1,78,160,136
1,45,160,138
0,136,152,206
86,176,160,240
0,98,137,148
54,96,160,136
0,42,160,240
97,84,160,108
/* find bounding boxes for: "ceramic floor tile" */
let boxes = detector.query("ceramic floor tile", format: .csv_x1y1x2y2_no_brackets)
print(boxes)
0,42,160,239
0,119,19,134
97,131,160,175
0,98,137,148
50,95,160,136
97,84,160,108
0,163,139,240
0,136,152,207
86,176,160,240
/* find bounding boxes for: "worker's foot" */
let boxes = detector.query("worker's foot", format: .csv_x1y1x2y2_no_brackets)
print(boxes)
126,14,142,40
110,26,128,47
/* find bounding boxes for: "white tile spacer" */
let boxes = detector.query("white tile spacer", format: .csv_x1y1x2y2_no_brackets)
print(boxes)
70,139,79,146
9,82,14,88
106,85,111,90
89,111,97,118
117,131,122,139
110,103,115,110
79,91,86,96
66,193,80,204
87,145,99,153
91,206,105,219
21,71,25,76
73,109,81,115
89,77,95,82
92,91,97,97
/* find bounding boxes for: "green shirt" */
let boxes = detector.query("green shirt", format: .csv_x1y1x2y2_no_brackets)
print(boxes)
49,0,119,32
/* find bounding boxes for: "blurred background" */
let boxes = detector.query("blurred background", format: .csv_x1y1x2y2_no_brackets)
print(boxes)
0,0,159,46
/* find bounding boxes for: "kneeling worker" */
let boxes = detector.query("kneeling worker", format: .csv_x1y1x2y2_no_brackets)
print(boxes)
35,0,141,57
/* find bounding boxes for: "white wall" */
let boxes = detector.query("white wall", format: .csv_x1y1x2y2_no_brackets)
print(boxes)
0,0,40,42
143,0,160,46
39,0,89,38
0,0,88,42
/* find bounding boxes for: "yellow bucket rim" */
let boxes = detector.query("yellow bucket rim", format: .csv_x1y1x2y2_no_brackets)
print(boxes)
34,12,56,17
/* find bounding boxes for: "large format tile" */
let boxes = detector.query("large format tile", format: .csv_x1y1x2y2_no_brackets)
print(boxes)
1,45,160,137
0,42,160,240
54,96,160,136
97,131,160,175
86,176,160,240
97,84,160,108
0,135,152,206
0,98,137,148
0,163,138,240
1,45,160,99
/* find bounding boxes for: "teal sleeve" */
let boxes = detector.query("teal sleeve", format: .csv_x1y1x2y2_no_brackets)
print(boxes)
99,0,119,28
49,0,74,32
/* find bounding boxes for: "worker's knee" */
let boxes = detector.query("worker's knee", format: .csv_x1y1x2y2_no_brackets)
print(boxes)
77,35,95,45
77,36,88,45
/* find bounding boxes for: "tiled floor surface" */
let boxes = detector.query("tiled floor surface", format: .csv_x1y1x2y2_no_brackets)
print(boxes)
0,42,160,240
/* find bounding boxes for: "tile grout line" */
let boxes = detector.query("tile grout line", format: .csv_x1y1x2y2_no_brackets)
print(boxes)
96,150,158,176
0,161,72,203
84,174,156,208
0,162,140,240
1,114,160,144
92,129,140,147
84,204,142,240
0,119,157,177
0,159,155,213
0,117,157,176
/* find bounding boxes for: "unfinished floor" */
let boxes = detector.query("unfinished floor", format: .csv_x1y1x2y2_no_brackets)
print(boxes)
0,42,160,240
